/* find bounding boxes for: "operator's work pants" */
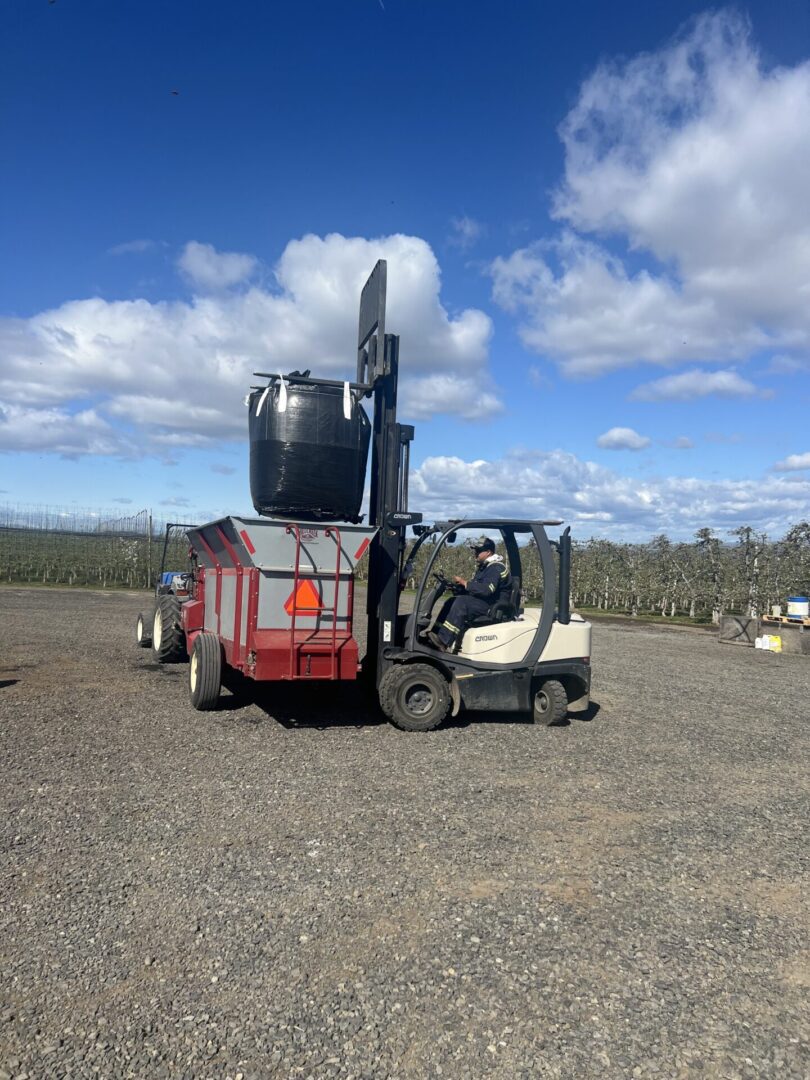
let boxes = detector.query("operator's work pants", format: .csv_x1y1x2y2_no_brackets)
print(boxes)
436,595,491,648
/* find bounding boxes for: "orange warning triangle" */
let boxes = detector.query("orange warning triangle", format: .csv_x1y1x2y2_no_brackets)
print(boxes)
284,579,323,615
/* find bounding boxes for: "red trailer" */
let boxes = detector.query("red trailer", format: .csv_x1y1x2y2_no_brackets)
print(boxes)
165,515,375,707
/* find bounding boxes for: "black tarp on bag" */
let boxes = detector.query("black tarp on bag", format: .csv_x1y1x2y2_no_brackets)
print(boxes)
248,375,371,522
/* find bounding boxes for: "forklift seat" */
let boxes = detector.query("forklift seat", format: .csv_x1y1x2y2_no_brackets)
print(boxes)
467,576,522,629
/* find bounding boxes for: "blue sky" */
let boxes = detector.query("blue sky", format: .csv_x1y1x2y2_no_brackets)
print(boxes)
2,0,810,538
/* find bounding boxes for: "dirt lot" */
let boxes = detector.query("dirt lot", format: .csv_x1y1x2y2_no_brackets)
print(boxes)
1,587,808,1079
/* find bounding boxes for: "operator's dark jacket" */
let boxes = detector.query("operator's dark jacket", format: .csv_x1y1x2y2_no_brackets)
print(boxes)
436,557,511,646
466,558,511,603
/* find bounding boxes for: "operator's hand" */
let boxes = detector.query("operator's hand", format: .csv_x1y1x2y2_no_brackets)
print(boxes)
453,576,467,587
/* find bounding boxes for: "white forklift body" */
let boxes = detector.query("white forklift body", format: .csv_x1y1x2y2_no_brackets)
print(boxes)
458,609,591,665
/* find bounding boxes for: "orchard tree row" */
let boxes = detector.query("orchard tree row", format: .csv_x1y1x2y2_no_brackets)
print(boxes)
392,523,810,623
4,517,810,621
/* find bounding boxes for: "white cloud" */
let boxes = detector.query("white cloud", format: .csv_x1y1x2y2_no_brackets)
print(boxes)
410,448,810,540
766,354,808,375
527,364,552,389
631,367,768,402
490,233,760,377
399,374,503,422
667,436,695,450
0,233,495,455
491,11,810,376
449,216,484,250
108,239,157,256
0,402,127,457
177,241,258,292
705,431,743,444
773,452,810,472
596,426,651,450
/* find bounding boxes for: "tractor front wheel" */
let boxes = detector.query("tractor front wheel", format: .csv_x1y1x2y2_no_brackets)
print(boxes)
533,679,568,726
379,663,451,732
135,611,152,648
189,632,222,711
152,595,186,664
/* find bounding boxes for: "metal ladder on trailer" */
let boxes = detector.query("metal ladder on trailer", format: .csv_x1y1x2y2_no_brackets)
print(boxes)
284,524,347,680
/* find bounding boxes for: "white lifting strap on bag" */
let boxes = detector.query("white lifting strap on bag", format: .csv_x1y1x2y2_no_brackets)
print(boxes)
343,380,351,420
256,382,271,416
257,375,288,416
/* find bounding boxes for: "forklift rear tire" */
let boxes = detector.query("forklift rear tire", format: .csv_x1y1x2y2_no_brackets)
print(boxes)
189,632,222,711
152,594,186,664
379,663,451,732
135,611,152,648
533,679,568,726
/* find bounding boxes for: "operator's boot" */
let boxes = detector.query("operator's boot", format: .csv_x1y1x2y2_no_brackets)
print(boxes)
429,618,459,652
426,631,449,652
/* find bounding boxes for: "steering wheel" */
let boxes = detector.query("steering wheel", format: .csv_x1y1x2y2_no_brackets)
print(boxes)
432,570,464,595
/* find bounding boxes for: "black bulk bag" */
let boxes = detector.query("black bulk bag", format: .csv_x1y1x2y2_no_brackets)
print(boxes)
248,376,371,522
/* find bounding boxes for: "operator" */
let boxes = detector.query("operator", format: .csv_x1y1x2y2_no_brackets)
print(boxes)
428,536,511,652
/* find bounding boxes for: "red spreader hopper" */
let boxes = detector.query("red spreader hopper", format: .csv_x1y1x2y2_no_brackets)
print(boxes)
182,516,377,681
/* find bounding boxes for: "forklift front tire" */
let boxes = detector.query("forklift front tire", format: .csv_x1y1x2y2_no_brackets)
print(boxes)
135,611,152,648
533,679,568,726
189,632,222,711
379,663,451,733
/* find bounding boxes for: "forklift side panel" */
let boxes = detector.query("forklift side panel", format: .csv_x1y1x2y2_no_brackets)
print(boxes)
456,669,532,713
458,611,540,662
539,617,591,663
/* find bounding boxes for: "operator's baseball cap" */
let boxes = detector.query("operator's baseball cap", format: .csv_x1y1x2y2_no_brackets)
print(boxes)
470,535,496,554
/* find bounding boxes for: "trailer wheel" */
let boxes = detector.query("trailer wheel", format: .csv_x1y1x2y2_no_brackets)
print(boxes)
152,595,186,664
533,679,568,726
135,611,152,648
379,663,451,732
189,632,222,711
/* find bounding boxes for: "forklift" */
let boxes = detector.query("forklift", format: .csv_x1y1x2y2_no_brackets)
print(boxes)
134,261,591,731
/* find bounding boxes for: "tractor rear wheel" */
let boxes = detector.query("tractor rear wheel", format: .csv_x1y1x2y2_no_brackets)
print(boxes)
135,611,152,648
379,663,451,732
189,632,222,711
533,679,568,725
152,594,186,664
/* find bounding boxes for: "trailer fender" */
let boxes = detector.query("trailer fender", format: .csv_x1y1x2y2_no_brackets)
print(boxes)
181,598,205,634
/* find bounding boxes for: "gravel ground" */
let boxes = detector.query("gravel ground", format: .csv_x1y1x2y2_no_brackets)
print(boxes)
1,586,808,1079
